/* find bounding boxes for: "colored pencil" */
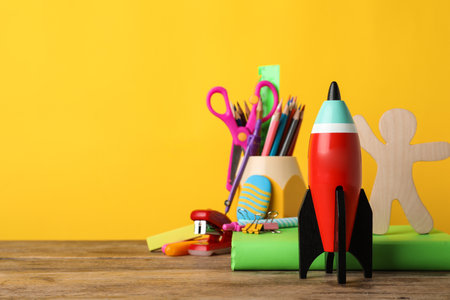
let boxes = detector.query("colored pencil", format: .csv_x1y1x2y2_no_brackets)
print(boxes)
257,100,263,120
278,98,297,154
233,105,243,126
236,101,244,117
279,106,301,156
236,101,246,125
229,99,236,119
244,101,251,119
269,102,289,156
287,104,305,156
235,112,243,126
261,102,282,156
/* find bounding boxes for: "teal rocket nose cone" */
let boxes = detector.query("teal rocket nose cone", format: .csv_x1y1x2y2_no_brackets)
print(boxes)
327,81,341,101
312,81,356,133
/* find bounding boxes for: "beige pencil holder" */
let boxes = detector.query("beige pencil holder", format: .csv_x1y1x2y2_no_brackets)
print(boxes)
235,156,306,218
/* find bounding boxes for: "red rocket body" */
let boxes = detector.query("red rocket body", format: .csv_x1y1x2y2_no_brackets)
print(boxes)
309,131,361,252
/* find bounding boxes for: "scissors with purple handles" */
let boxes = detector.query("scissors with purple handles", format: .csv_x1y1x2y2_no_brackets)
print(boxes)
206,80,279,191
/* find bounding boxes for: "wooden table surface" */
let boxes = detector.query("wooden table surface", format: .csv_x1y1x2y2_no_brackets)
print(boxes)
1,241,449,299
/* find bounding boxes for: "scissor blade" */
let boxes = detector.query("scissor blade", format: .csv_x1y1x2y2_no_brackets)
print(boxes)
229,145,243,185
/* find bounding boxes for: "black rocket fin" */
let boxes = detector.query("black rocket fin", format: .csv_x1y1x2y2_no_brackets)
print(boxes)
298,189,324,279
325,252,334,273
348,189,373,278
336,186,346,284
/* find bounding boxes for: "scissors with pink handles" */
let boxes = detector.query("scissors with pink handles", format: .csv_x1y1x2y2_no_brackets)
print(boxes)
206,80,279,191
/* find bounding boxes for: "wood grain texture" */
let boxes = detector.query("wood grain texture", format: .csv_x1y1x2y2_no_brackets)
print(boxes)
354,109,450,234
0,241,449,299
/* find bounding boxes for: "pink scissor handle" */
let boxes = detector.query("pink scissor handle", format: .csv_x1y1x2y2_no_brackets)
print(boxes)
245,80,279,134
206,86,234,120
255,80,279,122
206,86,251,148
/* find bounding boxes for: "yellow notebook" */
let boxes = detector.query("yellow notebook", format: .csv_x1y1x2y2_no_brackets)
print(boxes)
146,225,198,251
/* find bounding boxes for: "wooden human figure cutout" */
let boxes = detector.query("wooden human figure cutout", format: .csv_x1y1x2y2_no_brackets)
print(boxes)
354,109,450,234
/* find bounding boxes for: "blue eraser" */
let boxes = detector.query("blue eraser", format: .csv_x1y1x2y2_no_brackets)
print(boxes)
237,175,272,221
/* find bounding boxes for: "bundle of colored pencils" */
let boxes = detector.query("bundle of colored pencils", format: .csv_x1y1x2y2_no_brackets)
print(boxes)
261,97,305,156
232,101,251,127
232,97,305,156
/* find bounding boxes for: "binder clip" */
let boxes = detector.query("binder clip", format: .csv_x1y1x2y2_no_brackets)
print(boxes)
263,211,280,234
242,213,263,234
239,209,253,234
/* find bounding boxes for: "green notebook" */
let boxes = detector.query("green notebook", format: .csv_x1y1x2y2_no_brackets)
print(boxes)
231,225,450,270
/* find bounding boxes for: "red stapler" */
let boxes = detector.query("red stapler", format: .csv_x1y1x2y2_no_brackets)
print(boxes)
188,209,232,256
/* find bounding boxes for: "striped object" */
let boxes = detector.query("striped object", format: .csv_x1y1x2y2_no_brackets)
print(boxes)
237,217,298,228
237,175,271,221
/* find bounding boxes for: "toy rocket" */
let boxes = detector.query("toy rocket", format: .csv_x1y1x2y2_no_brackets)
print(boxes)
298,82,372,284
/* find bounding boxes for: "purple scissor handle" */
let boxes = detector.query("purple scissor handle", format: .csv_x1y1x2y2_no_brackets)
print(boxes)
206,80,279,191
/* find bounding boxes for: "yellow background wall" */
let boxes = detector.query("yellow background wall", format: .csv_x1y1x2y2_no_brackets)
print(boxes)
0,0,449,239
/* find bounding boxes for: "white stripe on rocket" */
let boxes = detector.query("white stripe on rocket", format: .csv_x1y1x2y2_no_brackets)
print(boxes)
311,123,357,134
